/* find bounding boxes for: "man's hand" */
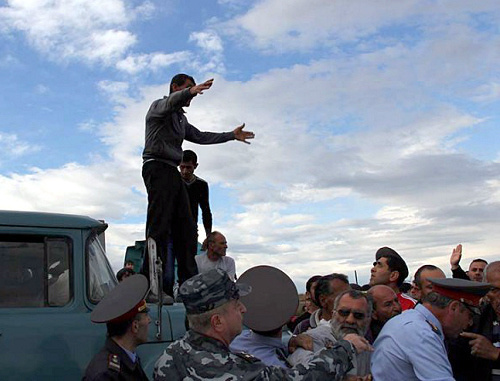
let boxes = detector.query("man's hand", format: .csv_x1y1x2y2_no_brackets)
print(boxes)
288,333,313,354
343,333,373,354
190,79,214,96
461,332,500,361
450,244,462,270
233,123,255,144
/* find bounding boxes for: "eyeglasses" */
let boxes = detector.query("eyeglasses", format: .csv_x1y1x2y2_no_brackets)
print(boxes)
461,302,480,316
336,309,366,320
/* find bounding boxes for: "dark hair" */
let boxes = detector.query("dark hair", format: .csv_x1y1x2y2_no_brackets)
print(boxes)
182,150,198,164
106,314,141,337
314,273,349,307
125,260,134,266
306,275,322,293
470,259,488,266
116,268,135,282
376,247,408,287
170,74,195,93
414,264,440,288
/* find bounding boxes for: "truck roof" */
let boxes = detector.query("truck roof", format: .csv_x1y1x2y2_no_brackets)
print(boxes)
0,210,107,230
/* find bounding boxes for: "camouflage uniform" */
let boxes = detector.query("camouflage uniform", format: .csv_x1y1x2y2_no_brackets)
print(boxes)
154,268,355,380
154,330,354,380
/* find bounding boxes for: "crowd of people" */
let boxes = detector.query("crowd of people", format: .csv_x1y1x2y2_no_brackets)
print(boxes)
83,73,497,380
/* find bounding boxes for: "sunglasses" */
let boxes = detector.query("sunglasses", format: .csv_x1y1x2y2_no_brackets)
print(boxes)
336,309,366,320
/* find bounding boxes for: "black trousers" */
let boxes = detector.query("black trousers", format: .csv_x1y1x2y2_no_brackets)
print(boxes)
142,161,198,295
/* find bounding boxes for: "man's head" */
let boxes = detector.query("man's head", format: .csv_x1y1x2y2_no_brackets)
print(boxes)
314,273,350,317
206,231,228,259
367,285,402,324
124,260,134,270
423,278,490,339
485,261,500,317
180,150,198,182
413,265,446,301
116,267,135,282
305,275,322,312
369,247,409,289
331,289,372,338
169,73,196,106
91,274,151,347
180,269,251,345
468,259,488,282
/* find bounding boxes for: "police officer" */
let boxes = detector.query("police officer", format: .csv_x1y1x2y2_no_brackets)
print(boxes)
371,278,491,380
153,268,371,380
83,274,151,380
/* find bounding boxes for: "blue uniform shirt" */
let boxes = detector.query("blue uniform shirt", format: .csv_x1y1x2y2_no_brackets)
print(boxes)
230,330,289,368
371,304,454,381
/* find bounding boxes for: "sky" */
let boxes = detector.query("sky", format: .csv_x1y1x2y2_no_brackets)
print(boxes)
0,0,499,291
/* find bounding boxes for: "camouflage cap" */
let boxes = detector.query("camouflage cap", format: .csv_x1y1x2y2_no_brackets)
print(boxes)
180,269,251,315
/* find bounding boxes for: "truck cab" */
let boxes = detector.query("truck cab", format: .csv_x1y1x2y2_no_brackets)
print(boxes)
0,211,186,380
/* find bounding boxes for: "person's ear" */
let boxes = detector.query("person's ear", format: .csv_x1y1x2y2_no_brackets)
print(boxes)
211,313,224,332
194,163,198,170
389,270,400,283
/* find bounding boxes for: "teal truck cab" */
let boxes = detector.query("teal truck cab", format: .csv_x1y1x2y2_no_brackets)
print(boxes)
0,210,186,380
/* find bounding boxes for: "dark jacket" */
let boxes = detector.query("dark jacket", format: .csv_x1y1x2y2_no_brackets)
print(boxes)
83,338,149,381
449,304,500,381
143,88,234,166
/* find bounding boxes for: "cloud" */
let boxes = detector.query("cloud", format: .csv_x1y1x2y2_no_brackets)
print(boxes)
0,0,138,64
0,133,40,165
222,0,500,53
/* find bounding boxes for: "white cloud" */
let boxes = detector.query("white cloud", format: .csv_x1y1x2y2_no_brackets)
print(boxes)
0,132,39,164
0,0,140,64
223,0,500,53
115,51,192,74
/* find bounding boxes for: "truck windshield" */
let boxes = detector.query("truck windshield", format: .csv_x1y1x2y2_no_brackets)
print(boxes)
87,233,117,303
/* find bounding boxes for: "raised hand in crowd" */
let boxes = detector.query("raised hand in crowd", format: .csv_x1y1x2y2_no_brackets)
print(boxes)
343,333,373,354
450,244,462,270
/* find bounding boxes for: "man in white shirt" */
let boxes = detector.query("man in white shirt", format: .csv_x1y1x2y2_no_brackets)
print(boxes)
196,231,237,280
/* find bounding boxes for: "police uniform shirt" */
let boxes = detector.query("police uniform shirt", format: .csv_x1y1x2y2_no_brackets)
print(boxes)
371,303,454,381
230,330,289,368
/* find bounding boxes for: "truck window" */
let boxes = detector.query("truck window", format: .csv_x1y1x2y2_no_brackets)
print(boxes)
87,233,117,303
0,236,72,308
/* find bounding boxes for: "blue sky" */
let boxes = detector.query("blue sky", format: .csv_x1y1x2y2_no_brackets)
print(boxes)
1,0,499,290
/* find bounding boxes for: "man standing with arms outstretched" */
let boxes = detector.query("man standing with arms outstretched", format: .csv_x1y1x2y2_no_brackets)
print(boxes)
142,74,254,297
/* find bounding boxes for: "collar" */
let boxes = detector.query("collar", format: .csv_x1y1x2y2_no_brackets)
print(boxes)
248,330,286,349
105,338,139,370
188,329,231,350
414,304,444,337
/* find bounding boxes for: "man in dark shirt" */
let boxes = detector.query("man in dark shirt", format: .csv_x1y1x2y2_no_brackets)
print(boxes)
142,74,254,296
179,149,212,237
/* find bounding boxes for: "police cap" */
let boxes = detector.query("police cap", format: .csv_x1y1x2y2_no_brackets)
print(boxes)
429,277,491,313
91,274,149,323
238,265,298,332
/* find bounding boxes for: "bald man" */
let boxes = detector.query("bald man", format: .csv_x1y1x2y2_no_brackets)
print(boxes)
366,285,402,343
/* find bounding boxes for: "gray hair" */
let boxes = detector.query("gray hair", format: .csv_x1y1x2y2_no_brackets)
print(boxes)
333,289,373,318
187,302,229,333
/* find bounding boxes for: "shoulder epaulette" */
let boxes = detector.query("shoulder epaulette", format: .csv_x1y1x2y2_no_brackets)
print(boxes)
234,351,260,363
107,354,121,372
425,319,441,336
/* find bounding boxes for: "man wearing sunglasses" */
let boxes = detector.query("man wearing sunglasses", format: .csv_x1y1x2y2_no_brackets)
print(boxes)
371,278,490,381
288,289,373,378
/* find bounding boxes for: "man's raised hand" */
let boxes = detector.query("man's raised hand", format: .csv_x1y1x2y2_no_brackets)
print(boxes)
450,244,462,270
233,123,255,144
190,79,214,96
